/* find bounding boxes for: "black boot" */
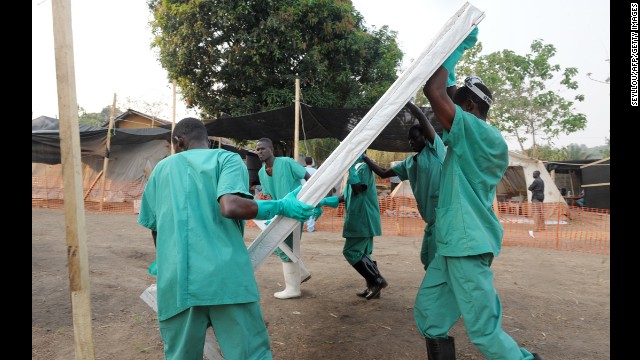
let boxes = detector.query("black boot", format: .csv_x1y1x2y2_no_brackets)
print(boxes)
352,256,387,300
355,261,380,298
426,337,455,360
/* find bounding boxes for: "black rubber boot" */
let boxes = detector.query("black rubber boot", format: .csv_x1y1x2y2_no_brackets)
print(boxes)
363,257,387,299
426,337,456,360
353,255,387,300
352,256,387,300
355,261,380,298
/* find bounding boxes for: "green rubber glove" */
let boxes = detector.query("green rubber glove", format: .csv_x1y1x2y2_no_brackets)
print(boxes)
318,196,340,209
442,27,479,86
312,206,323,221
147,260,157,276
255,185,314,222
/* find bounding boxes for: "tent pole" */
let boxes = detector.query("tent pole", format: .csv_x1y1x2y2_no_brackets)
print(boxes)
99,93,117,211
52,0,96,356
569,170,575,195
294,78,300,162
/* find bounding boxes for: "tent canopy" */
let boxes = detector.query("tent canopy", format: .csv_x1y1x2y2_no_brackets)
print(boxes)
161,104,443,153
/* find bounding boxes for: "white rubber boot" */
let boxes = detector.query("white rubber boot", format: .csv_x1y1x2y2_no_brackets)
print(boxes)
299,259,311,284
274,262,301,299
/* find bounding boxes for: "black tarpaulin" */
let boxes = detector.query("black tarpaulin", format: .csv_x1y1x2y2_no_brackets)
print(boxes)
201,104,442,153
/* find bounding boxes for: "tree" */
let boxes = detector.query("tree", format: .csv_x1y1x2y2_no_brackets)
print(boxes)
456,40,587,159
78,106,123,127
121,97,170,120
562,143,600,160
148,0,403,120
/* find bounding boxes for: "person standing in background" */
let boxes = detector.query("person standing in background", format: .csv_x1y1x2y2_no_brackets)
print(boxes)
314,156,387,300
528,170,546,231
257,138,313,299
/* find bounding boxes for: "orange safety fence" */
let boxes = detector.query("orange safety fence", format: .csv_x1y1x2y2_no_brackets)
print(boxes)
33,175,610,256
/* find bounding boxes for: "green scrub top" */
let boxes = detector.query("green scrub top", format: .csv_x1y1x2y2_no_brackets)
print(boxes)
258,157,308,200
436,105,509,257
342,162,382,238
391,135,445,226
138,149,259,321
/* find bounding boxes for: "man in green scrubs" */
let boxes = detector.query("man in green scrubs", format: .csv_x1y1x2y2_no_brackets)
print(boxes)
315,157,387,300
138,118,314,360
418,28,542,359
362,101,445,270
256,138,312,299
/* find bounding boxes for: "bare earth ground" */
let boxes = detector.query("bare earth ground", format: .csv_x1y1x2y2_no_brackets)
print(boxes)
32,207,610,360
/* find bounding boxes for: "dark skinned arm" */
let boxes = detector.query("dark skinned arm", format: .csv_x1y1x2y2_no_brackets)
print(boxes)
218,193,261,220
303,171,311,181
423,66,457,132
151,230,157,248
405,101,437,144
362,156,397,179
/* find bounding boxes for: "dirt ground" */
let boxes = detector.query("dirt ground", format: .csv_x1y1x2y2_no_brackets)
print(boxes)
32,207,610,360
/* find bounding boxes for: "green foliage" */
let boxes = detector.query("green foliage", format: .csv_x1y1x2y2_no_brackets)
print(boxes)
147,0,403,118
603,137,610,158
531,143,602,161
299,138,340,166
78,106,123,127
456,40,587,158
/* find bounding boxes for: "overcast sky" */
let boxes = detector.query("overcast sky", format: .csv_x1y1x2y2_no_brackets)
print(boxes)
32,0,610,149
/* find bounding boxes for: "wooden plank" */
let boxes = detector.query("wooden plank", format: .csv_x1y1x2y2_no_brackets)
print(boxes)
580,157,610,169
581,182,610,188
83,170,103,200
51,0,96,357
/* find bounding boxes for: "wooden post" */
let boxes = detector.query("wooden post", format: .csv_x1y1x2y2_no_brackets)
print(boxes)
51,0,96,357
294,78,300,162
99,93,117,211
569,170,575,195
84,170,103,200
171,80,177,155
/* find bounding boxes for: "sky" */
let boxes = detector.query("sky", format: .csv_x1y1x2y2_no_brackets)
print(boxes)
32,0,610,150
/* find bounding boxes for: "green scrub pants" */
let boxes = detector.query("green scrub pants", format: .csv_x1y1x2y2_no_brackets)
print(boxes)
158,302,272,360
342,236,373,265
414,254,535,360
274,224,304,262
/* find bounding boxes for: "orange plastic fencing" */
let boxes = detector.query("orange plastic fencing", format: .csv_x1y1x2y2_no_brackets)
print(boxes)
32,176,610,256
